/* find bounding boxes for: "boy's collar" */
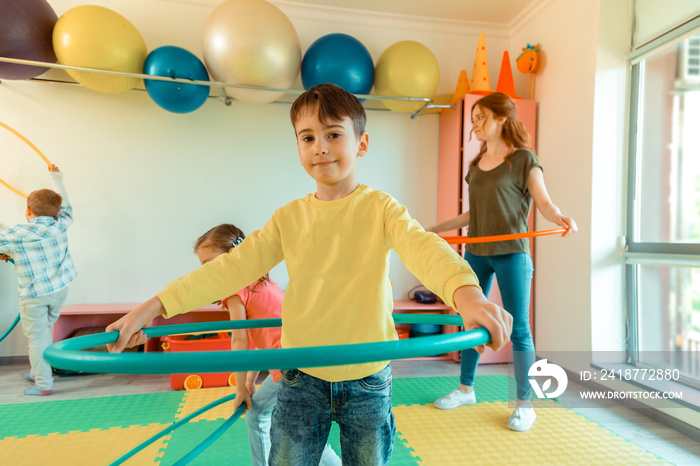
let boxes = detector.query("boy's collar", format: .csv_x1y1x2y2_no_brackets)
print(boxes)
310,184,365,205
30,216,56,224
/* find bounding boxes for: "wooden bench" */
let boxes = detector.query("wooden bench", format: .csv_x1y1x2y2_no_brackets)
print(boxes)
54,303,229,352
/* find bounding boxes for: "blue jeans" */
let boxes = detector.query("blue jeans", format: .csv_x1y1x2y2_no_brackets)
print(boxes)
246,374,341,466
461,251,535,400
269,364,395,466
246,374,277,466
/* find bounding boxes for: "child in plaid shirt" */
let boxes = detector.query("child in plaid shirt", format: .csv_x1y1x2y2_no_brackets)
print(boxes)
0,165,77,396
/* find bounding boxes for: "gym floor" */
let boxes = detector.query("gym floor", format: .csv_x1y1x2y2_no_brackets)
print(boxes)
1,360,699,465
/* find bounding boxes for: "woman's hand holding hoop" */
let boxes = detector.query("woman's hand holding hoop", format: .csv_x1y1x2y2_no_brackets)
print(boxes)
556,216,578,237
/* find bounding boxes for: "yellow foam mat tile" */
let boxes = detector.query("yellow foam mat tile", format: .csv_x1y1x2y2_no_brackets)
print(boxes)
176,386,238,422
0,424,170,466
393,401,667,465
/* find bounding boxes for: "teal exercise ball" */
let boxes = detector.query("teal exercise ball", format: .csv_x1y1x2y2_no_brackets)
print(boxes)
143,46,210,114
301,33,374,96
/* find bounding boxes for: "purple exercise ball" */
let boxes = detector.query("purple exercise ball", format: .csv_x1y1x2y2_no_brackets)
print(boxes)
0,0,58,80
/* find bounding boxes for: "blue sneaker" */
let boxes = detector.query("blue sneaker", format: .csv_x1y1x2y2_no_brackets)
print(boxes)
21,372,34,383
24,386,52,396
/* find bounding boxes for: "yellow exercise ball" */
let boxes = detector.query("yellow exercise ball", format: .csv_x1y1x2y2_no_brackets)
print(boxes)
202,0,301,104
374,41,440,113
53,5,147,93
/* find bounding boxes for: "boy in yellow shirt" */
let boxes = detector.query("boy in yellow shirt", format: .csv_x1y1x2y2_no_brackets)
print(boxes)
107,83,512,465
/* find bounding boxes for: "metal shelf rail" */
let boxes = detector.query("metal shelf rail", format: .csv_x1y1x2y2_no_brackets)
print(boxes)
0,56,453,118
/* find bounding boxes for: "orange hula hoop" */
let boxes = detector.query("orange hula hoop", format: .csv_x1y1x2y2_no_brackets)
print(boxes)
440,228,567,244
0,121,53,199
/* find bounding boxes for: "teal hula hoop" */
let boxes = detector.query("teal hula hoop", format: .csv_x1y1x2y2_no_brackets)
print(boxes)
1,257,20,344
0,314,20,343
44,313,489,465
108,393,245,466
44,314,489,374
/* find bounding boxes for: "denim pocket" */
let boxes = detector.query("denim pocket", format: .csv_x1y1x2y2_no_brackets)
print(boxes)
358,365,392,391
281,369,301,387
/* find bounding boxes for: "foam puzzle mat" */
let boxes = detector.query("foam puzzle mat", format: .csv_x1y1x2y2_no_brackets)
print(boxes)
0,375,669,465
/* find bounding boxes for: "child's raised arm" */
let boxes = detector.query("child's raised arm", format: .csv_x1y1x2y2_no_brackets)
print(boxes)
48,165,70,208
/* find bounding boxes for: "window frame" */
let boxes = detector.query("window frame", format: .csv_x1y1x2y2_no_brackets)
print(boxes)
625,15,700,395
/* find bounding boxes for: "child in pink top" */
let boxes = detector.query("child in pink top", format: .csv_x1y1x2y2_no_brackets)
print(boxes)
220,283,283,382
194,224,340,466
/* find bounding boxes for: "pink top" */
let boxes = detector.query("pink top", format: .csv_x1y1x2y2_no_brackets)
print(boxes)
223,279,283,383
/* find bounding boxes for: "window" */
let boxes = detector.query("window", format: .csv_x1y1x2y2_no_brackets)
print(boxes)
627,29,700,390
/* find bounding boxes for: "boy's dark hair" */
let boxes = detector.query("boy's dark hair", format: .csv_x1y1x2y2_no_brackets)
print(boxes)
290,83,367,137
27,189,62,219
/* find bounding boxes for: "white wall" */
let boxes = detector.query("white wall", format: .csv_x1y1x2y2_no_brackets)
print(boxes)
510,0,630,357
0,0,517,357
507,0,634,356
589,0,630,353
509,0,600,354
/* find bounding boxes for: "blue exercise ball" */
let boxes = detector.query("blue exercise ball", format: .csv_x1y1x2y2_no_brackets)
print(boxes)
143,46,210,114
301,33,374,96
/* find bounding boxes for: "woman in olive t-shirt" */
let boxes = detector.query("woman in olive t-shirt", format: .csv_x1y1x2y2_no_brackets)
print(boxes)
428,92,577,432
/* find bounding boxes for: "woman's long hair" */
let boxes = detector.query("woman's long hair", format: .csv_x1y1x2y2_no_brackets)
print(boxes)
470,92,531,168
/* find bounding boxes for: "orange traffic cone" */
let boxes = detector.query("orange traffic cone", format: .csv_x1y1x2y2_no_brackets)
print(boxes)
470,34,492,95
450,69,470,104
496,50,520,99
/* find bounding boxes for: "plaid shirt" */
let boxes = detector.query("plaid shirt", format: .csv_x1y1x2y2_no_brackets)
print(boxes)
0,176,77,299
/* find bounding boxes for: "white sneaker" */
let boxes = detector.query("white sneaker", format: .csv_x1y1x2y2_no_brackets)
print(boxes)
319,443,342,466
507,406,536,431
433,389,476,410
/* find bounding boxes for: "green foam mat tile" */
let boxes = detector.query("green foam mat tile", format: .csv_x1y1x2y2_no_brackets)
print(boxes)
392,375,511,407
157,417,252,465
0,390,184,439
393,432,423,466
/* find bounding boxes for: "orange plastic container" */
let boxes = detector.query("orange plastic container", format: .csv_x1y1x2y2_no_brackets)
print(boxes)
161,333,235,390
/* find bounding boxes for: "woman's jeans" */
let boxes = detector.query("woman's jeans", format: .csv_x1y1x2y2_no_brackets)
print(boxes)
461,251,535,400
269,364,395,465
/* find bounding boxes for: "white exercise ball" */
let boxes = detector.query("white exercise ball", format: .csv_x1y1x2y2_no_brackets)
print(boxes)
202,0,301,104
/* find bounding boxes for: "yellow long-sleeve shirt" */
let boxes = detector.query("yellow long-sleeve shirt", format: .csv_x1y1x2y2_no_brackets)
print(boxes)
157,185,479,381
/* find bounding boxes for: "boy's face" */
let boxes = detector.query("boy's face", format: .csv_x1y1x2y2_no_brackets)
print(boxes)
294,106,368,199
